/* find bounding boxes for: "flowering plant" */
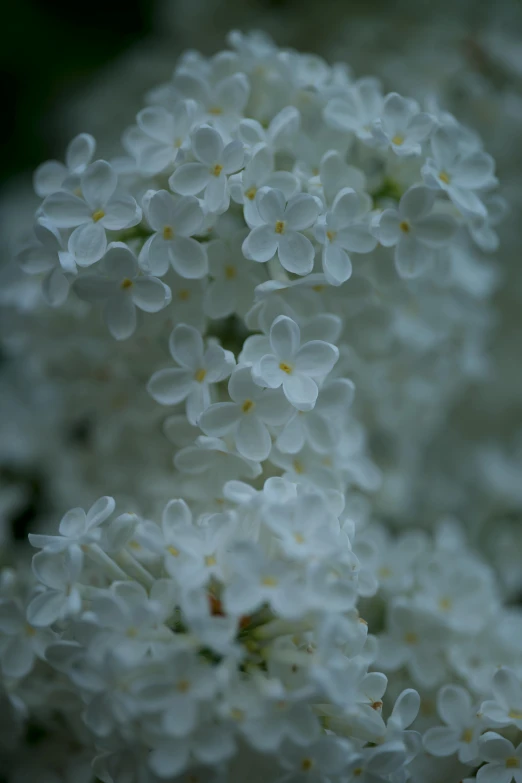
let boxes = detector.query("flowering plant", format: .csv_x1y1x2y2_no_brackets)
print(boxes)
1,29,521,783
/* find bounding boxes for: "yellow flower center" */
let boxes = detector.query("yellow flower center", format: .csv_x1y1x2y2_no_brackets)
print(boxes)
178,289,190,301
92,209,105,222
212,164,223,177
509,709,522,720
167,545,180,557
163,226,174,240
279,362,293,374
293,459,304,474
261,576,278,586
404,631,419,645
301,759,314,772
225,264,237,280
245,187,257,201
208,106,223,115
326,230,337,242
205,555,217,567
461,728,474,743
392,135,404,146
439,171,451,184
242,399,255,413
275,220,286,234
120,278,133,290
399,221,411,233
194,368,207,383
506,758,520,769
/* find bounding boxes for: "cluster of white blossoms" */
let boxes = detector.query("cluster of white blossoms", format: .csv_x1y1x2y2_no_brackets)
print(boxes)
1,27,521,783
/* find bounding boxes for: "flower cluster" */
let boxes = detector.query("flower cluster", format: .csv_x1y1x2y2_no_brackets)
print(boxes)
1,27,518,783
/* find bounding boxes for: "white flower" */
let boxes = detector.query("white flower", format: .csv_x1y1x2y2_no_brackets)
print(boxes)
323,77,384,141
422,126,496,216
242,189,320,275
237,106,300,152
263,489,340,560
0,599,55,678
33,132,96,197
229,142,299,226
423,685,483,763
198,365,291,461
41,160,141,266
314,187,376,285
372,93,435,156
171,70,250,132
27,548,83,627
74,243,171,340
478,733,522,783
140,189,207,278
276,378,355,454
17,219,75,306
481,668,522,731
276,736,350,783
29,496,115,554
131,99,200,174
342,741,407,783
253,315,339,411
372,186,457,278
169,125,244,212
147,323,235,424
203,230,265,320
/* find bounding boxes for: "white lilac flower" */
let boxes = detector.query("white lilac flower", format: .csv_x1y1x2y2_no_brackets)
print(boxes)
372,185,457,278
74,243,171,339
171,70,250,132
130,99,201,175
481,668,522,731
253,315,339,411
26,548,83,627
203,230,266,319
140,189,207,278
28,496,115,555
477,733,522,783
371,92,435,156
242,188,320,275
147,323,235,424
42,160,141,265
33,132,96,197
169,125,244,212
0,598,55,678
314,187,376,285
423,685,484,763
323,77,384,141
16,218,75,306
422,125,496,216
198,365,292,461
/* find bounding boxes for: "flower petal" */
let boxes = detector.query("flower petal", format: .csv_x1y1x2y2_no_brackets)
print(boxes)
170,236,208,279
104,295,137,340
278,231,315,275
147,368,193,405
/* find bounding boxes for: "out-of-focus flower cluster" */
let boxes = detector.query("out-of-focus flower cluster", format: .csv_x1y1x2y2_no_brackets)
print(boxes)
0,26,521,783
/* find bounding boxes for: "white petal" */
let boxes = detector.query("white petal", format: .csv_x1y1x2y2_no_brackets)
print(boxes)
242,226,278,263
147,189,178,231
235,416,271,461
34,161,67,197
42,268,70,307
59,508,87,537
199,402,241,436
222,140,244,174
423,727,460,756
414,214,457,246
493,668,522,711
229,366,261,403
147,368,193,405
477,764,513,783
332,188,361,224
173,196,204,236
336,225,376,253
170,163,210,196
395,235,432,278
81,160,117,209
270,315,301,359
186,383,210,425
480,734,515,763
257,188,286,223
103,243,138,280
215,73,250,113
86,497,116,529
205,173,228,212
400,185,435,220
256,355,285,388
277,415,305,453
283,374,318,410
162,499,191,538
133,277,171,312
43,192,91,227
375,209,401,247
104,295,137,340
278,231,314,275
284,194,319,231
438,685,472,728
26,591,65,627
170,323,204,368
192,125,224,165
323,244,352,286
255,389,292,425
137,106,173,142
294,341,339,377
170,236,208,279
102,194,141,230
69,223,107,266
1,637,35,678
66,133,96,171
140,234,170,277
453,152,495,189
